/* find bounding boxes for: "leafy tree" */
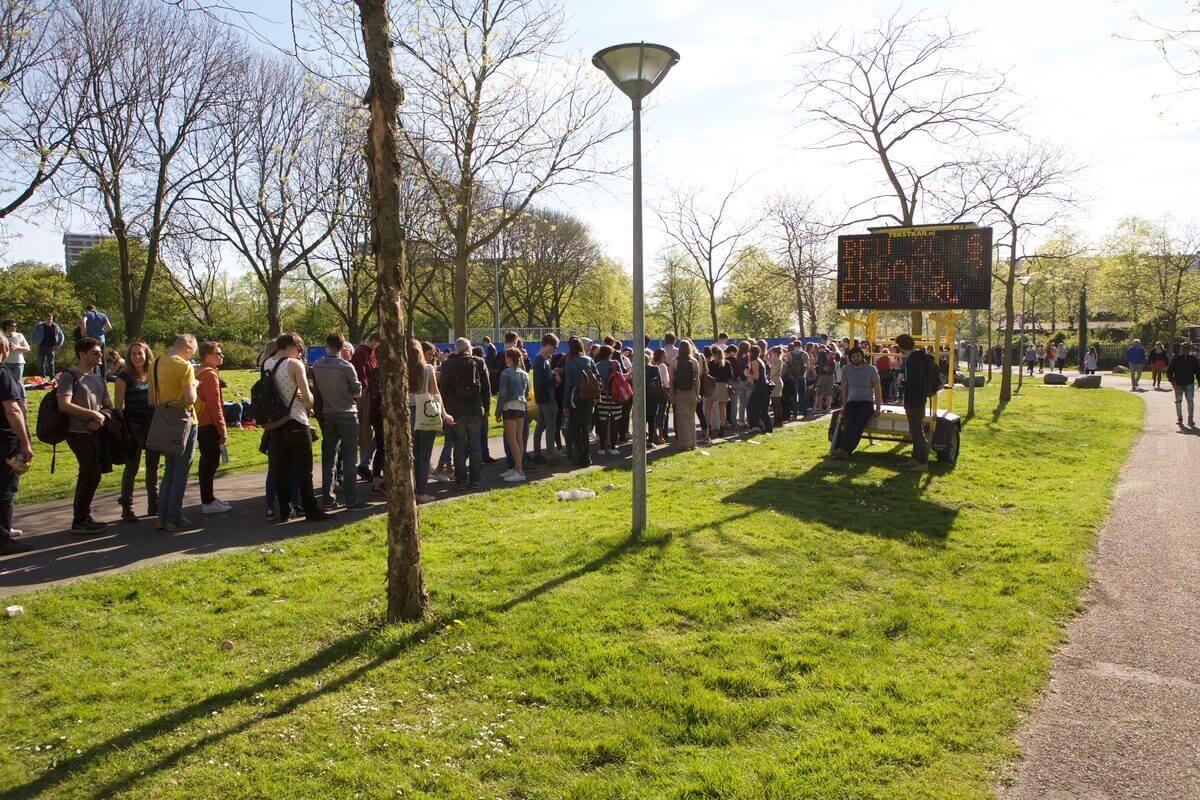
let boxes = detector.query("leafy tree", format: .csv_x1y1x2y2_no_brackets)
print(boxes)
0,261,81,328
723,247,795,338
565,258,632,337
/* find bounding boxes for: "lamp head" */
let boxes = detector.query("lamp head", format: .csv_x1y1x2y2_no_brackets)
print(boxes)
592,42,680,104
1018,275,1032,286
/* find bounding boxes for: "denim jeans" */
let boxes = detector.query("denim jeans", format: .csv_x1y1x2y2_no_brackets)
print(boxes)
37,347,55,377
2,363,22,384
320,414,359,504
120,445,160,511
732,383,750,425
1174,383,1195,421
265,431,300,512
478,417,492,459
412,427,436,495
451,416,483,483
158,424,197,526
532,400,558,455
436,420,454,470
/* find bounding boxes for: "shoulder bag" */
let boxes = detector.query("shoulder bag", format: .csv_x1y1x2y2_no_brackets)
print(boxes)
146,359,193,456
412,364,443,431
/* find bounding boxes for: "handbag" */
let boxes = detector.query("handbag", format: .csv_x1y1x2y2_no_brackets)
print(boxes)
411,364,442,431
146,360,193,456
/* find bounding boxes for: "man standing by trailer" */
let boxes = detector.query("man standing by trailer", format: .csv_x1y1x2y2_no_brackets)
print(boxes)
896,333,936,471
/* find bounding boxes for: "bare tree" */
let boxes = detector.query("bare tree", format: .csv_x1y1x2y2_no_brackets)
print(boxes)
355,0,427,622
656,181,759,337
958,143,1081,403
161,235,223,326
765,195,837,336
392,0,621,337
649,251,704,338
1134,4,1200,97
67,0,239,338
0,0,98,219
192,54,355,337
795,10,1014,332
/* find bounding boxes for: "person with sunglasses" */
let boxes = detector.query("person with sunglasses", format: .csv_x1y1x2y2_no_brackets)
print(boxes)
57,337,111,534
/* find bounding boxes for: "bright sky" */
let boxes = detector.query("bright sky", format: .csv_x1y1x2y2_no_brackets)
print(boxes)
4,0,1197,286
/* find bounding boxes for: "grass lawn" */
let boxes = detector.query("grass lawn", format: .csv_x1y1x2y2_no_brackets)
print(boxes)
21,370,504,506
0,385,1141,799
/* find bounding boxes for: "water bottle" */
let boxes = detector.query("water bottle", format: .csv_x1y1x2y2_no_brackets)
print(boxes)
220,443,229,465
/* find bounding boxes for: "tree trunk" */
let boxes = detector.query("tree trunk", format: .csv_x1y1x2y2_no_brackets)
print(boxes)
357,0,428,623
707,284,719,339
986,306,993,382
999,231,1018,403
1078,288,1088,360
910,311,922,338
452,246,469,339
265,274,283,339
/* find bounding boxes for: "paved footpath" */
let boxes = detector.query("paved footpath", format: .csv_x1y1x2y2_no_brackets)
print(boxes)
0,417,822,596
1002,376,1200,799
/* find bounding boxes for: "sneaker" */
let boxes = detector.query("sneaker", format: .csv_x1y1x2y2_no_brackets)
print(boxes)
265,508,276,520
346,500,370,510
70,519,107,535
468,480,481,490
416,494,435,504
1191,419,1197,427
500,469,515,479
120,507,138,524
321,497,338,510
830,449,849,460
1,528,22,537
502,472,526,482
201,500,232,514
357,465,372,483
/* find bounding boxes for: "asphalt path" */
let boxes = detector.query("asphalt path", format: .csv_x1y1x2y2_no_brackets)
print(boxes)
1001,374,1200,799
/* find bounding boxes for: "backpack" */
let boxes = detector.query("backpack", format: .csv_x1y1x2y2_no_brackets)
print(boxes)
36,382,70,446
674,358,696,392
249,359,294,430
788,349,808,377
646,365,666,404
816,350,835,376
447,355,481,405
576,367,601,401
609,366,633,404
928,355,945,397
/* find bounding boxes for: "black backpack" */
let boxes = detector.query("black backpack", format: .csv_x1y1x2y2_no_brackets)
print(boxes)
250,360,294,430
448,355,481,405
674,358,696,392
36,383,70,446
645,364,665,404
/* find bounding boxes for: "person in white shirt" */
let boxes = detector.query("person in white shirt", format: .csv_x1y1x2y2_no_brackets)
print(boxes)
661,332,679,370
1,319,30,385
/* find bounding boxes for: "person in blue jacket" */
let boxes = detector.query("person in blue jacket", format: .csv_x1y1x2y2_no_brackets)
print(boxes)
1125,339,1147,391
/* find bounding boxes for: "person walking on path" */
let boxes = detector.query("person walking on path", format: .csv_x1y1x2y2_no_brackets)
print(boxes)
1082,346,1098,375
831,346,882,459
1149,342,1170,390
113,341,159,523
1125,339,1147,390
30,313,64,378
312,333,364,510
152,335,200,532
0,336,33,553
1024,342,1037,376
1166,342,1200,427
896,333,936,471
58,338,111,534
195,340,231,515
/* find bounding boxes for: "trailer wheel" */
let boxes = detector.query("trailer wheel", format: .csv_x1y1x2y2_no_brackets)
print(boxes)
937,426,960,464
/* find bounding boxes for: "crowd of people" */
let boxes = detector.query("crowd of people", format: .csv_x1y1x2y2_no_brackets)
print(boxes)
4,306,1198,556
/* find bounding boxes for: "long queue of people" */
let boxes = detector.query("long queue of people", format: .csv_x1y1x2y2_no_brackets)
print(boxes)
0,321,959,556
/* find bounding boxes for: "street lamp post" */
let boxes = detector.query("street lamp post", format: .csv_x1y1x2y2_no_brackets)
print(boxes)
592,42,679,536
1017,275,1031,394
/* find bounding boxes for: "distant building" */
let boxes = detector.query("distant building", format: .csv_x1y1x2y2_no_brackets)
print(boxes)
63,232,111,269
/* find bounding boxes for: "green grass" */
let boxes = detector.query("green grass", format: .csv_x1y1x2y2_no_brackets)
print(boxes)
22,370,505,506
0,385,1141,799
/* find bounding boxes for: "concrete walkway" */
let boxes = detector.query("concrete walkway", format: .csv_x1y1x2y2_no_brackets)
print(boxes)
1001,375,1200,799
1,415,824,596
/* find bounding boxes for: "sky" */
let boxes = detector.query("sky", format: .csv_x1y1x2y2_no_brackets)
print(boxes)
4,0,1198,285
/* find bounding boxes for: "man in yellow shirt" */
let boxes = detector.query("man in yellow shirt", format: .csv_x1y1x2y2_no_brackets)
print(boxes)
151,334,198,531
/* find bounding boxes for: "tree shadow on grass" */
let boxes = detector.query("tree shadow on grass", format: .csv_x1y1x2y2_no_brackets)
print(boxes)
722,453,957,547
5,530,660,800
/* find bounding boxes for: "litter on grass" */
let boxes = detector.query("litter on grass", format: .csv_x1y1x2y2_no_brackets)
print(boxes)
555,488,597,501
699,450,711,457
6,605,24,618
259,547,286,554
